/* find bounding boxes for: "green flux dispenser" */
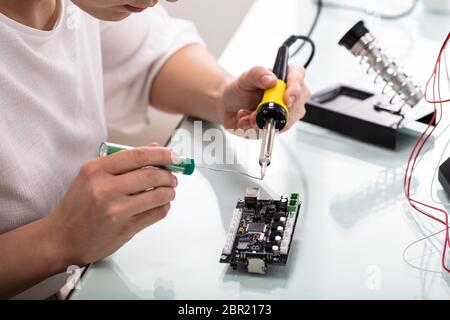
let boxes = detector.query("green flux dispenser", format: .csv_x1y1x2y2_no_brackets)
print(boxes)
99,142,195,175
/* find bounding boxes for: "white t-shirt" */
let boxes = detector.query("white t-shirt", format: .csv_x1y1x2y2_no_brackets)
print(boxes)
0,0,202,298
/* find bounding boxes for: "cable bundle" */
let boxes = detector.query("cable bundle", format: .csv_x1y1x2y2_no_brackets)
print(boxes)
404,33,450,272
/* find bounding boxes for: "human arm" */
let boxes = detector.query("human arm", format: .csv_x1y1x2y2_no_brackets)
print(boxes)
150,44,310,130
0,147,178,298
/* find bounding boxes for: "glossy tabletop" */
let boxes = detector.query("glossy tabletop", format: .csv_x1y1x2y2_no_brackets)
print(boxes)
71,0,450,299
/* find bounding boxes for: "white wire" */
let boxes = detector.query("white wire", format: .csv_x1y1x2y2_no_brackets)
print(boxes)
402,227,447,274
196,165,263,180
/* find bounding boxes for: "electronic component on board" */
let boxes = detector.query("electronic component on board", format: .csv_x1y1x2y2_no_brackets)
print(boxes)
220,188,301,274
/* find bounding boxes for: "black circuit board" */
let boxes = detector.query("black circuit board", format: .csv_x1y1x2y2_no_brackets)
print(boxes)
220,188,301,274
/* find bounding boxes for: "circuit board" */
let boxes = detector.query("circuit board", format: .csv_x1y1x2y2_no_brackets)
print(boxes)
220,187,301,274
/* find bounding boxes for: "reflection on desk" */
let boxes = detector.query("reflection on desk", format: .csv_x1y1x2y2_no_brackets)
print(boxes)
71,0,450,300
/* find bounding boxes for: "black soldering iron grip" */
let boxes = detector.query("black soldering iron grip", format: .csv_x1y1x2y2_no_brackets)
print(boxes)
272,45,289,81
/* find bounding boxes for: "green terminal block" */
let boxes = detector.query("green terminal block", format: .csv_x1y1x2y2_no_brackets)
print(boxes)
287,193,300,213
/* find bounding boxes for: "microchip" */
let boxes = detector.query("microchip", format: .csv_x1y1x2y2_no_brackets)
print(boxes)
246,223,266,233
220,188,301,274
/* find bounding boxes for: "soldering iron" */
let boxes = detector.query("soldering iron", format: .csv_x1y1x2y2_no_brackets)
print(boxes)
256,35,315,179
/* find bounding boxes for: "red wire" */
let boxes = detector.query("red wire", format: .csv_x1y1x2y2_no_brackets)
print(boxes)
404,33,450,272
424,34,450,104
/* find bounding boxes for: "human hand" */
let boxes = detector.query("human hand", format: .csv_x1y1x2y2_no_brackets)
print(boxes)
219,65,310,131
44,146,179,266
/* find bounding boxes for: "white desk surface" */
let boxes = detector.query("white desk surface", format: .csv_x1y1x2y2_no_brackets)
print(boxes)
71,0,450,299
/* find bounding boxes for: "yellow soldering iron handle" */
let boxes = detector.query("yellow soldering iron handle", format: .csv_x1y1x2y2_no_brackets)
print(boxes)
256,79,289,115
255,44,290,131
255,79,289,130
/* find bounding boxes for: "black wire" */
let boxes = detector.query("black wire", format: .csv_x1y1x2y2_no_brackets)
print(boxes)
317,0,418,20
290,0,323,58
289,0,417,59
283,35,316,68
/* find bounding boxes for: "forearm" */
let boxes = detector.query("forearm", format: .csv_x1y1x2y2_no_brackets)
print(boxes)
150,44,233,124
0,217,67,299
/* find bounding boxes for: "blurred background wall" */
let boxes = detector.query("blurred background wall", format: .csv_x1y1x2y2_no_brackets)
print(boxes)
109,1,255,147
162,0,255,57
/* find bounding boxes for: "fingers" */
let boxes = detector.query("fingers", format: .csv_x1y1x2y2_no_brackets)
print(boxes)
284,65,306,109
115,166,177,195
237,66,277,92
233,65,310,131
127,203,171,235
236,110,252,130
236,110,256,130
121,186,176,217
99,147,179,175
148,142,159,147
283,65,310,130
237,109,252,118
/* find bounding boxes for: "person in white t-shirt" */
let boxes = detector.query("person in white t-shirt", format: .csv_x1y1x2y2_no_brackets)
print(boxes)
0,0,310,298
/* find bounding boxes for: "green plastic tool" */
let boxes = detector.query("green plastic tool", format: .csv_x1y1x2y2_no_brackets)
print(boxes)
99,142,195,175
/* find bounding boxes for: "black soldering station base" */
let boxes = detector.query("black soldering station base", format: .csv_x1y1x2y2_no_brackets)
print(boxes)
303,85,434,149
439,157,450,199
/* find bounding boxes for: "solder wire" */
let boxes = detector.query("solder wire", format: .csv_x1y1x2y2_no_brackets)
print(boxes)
196,165,263,180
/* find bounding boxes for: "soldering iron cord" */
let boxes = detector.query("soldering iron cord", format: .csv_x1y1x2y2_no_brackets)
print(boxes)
291,0,417,58
317,0,419,21
290,0,322,58
283,35,316,68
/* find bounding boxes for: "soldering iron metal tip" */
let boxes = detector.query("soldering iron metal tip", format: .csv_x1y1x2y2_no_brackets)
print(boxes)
260,163,267,180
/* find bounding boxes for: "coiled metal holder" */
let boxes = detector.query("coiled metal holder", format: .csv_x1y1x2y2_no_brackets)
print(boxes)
339,20,423,110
